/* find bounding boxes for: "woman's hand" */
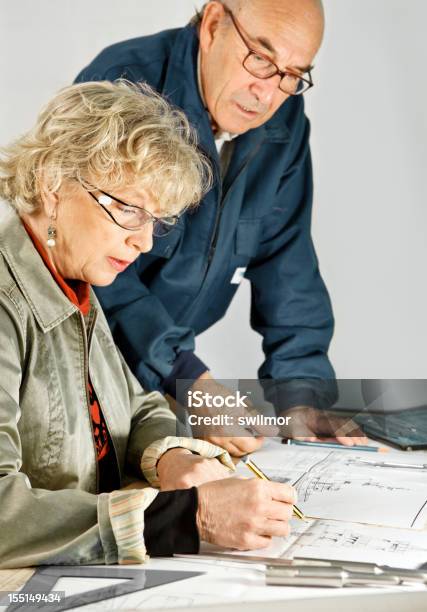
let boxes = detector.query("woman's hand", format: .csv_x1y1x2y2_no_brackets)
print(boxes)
200,434,265,458
197,478,297,550
157,448,231,491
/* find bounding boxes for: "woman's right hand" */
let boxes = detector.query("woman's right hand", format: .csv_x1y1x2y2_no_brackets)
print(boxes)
196,478,297,550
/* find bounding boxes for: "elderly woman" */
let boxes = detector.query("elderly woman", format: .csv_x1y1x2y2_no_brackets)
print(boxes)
0,80,296,568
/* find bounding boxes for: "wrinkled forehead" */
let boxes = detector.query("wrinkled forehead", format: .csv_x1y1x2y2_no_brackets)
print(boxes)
230,0,324,63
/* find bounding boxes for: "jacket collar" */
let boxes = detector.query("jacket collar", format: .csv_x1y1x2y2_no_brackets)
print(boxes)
161,24,290,156
0,205,78,332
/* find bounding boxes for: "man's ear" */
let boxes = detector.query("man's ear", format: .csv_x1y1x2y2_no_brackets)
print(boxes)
199,1,227,53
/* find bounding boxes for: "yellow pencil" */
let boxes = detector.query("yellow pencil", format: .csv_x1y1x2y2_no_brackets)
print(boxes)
242,457,306,521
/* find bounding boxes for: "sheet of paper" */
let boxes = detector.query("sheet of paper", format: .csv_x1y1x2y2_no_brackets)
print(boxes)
285,518,427,569
200,517,427,570
247,444,427,529
199,535,291,559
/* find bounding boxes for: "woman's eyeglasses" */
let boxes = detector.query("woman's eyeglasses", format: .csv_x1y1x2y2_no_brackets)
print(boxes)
82,184,180,237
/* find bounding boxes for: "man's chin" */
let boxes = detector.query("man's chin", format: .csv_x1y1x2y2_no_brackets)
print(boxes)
216,118,252,135
217,110,266,135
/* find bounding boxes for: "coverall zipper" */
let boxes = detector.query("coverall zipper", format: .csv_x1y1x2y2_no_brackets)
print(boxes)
204,140,265,276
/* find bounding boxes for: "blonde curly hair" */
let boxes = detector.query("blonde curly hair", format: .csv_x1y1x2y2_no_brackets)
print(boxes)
0,80,212,216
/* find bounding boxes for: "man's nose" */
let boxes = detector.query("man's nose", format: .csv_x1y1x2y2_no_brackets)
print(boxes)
249,75,281,106
127,222,154,253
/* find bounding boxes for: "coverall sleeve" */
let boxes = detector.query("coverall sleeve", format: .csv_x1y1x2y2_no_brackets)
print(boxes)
246,105,337,411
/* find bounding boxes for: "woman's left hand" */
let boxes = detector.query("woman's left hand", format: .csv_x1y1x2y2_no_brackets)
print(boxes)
156,448,231,491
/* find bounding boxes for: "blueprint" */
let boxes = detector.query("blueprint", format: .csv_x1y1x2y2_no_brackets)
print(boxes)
246,441,427,529
284,518,427,569
199,516,427,570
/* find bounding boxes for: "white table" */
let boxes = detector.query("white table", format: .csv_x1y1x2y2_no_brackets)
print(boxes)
2,439,427,611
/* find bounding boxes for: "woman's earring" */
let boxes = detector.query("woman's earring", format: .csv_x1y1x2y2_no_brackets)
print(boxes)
47,212,57,248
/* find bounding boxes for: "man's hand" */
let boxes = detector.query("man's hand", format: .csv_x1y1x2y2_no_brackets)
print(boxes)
157,447,231,491
283,405,368,446
197,478,296,550
189,372,277,457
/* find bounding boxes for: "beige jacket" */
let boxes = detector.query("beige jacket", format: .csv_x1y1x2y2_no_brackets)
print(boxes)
0,206,231,568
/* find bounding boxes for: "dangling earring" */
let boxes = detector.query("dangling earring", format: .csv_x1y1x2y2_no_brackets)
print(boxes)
47,212,57,248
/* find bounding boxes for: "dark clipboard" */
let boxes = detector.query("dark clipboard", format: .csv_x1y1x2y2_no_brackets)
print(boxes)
333,406,427,450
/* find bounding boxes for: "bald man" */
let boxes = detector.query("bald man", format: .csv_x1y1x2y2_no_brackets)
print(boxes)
76,0,348,456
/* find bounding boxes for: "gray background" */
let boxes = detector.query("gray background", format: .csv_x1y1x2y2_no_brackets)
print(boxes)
1,0,426,379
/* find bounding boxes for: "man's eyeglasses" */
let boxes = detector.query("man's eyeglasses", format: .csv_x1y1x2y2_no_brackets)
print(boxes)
82,184,180,237
224,7,314,96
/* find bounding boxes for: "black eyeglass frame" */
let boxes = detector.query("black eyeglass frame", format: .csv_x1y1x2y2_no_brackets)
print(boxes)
83,184,181,235
223,6,314,96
